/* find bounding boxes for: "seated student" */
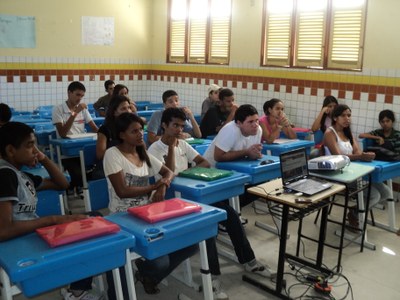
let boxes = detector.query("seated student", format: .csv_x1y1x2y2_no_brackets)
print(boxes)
200,88,238,138
112,84,137,113
323,104,392,229
0,102,12,127
201,83,221,120
103,112,197,297
202,104,276,276
147,89,201,145
93,79,115,117
0,122,102,300
259,98,296,144
359,109,400,154
311,95,339,133
148,107,229,299
52,81,99,194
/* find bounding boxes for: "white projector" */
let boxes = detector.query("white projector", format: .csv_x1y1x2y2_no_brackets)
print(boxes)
308,155,350,171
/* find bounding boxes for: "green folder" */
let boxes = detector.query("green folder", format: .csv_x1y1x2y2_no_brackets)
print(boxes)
178,167,233,181
185,138,205,145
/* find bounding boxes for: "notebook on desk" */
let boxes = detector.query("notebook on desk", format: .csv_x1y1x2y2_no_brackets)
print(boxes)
36,217,120,247
128,198,202,223
280,148,333,196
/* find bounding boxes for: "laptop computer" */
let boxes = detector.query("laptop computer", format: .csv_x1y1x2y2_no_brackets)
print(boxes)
279,148,333,196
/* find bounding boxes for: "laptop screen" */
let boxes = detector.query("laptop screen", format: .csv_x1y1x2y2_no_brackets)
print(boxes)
280,148,308,185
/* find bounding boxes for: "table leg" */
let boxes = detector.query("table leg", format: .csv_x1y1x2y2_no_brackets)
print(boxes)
199,240,213,300
125,250,138,300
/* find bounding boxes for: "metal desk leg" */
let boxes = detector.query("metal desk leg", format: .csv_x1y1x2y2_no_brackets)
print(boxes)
125,251,138,300
112,267,123,300
199,240,213,300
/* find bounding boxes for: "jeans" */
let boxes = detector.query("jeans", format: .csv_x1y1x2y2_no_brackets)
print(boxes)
210,200,255,265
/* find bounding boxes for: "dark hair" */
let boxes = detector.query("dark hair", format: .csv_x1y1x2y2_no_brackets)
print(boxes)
104,95,132,140
104,79,115,91
162,90,178,103
0,103,12,124
379,109,395,123
115,112,150,166
0,122,34,157
331,104,353,145
263,98,282,115
218,88,234,101
320,95,339,132
113,84,129,96
161,107,186,127
234,104,259,123
68,81,86,93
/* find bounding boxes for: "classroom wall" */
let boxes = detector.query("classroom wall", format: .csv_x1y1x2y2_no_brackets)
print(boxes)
1,0,400,139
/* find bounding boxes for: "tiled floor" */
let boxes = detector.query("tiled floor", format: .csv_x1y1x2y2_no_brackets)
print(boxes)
13,195,400,300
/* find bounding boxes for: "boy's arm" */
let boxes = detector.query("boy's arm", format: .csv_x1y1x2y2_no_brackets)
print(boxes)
36,148,69,191
0,202,86,241
87,120,99,133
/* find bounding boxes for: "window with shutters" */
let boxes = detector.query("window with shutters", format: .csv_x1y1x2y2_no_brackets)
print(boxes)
261,0,366,70
167,0,231,64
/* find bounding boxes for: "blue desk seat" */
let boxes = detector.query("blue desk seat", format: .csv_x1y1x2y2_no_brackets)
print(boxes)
137,110,157,122
36,190,64,217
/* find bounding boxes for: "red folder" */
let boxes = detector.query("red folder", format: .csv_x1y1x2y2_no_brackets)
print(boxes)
127,198,202,223
36,217,120,248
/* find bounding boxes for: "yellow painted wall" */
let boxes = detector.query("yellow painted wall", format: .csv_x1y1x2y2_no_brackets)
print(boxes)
0,0,152,60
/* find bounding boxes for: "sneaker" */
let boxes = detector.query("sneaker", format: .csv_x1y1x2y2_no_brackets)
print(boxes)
212,279,229,300
61,288,103,300
239,216,248,225
244,260,277,278
218,223,228,234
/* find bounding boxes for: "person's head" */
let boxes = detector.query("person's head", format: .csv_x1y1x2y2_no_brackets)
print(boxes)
263,98,284,118
378,109,395,131
322,96,338,116
67,81,86,106
0,103,12,126
331,104,353,144
234,104,260,137
105,95,133,122
115,112,150,165
162,90,179,108
218,88,235,111
113,84,129,97
0,122,38,168
160,107,187,137
104,80,115,95
320,96,339,132
208,84,221,103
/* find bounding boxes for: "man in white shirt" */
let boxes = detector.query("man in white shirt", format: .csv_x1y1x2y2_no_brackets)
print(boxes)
52,81,98,193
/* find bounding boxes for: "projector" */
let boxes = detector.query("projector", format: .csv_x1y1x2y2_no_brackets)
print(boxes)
308,155,350,171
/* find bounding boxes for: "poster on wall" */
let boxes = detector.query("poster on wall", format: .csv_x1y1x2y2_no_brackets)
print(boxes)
81,16,114,46
0,14,36,48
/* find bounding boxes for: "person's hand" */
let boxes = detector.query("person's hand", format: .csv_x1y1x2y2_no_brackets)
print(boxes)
279,114,291,128
152,188,165,203
165,135,178,147
32,146,46,166
155,177,171,189
360,151,375,161
321,106,330,114
376,137,385,145
247,143,263,159
182,106,193,117
74,103,87,114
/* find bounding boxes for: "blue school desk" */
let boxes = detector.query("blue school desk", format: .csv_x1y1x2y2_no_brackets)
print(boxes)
135,101,151,111
137,109,157,122
185,138,212,151
169,170,251,205
49,136,97,170
106,201,227,300
215,155,280,184
356,160,400,233
0,230,135,299
262,139,315,156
